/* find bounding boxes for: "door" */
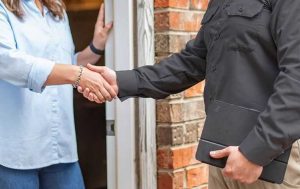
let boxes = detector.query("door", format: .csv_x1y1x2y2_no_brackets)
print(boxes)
67,1,108,189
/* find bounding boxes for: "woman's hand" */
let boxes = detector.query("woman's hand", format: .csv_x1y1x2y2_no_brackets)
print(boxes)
77,64,118,103
79,67,117,103
92,3,113,50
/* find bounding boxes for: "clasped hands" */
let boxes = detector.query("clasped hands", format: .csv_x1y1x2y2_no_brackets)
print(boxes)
77,64,118,104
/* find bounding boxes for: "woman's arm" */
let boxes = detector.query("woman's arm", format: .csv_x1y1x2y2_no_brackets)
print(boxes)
45,64,116,103
76,3,112,66
0,4,116,102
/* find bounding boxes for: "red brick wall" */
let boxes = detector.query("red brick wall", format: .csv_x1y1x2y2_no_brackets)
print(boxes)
155,0,209,189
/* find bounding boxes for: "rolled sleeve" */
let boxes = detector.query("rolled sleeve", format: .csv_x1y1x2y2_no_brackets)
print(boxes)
27,58,55,93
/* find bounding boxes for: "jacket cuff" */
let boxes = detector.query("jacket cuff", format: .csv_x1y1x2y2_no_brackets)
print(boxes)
27,59,55,93
116,70,138,101
239,128,284,166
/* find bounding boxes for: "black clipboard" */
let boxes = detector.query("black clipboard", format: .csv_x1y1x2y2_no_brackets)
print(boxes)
196,100,291,184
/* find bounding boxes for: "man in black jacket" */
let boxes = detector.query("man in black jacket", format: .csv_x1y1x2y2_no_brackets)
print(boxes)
79,0,300,188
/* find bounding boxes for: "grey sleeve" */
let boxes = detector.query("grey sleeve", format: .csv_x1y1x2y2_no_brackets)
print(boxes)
117,28,207,100
239,0,300,166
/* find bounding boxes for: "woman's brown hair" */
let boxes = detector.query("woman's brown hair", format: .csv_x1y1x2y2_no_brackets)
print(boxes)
1,0,65,19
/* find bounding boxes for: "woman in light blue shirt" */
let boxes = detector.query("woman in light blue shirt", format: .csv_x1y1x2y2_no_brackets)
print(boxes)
0,0,116,188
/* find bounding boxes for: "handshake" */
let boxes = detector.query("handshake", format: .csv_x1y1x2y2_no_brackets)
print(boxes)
77,64,118,104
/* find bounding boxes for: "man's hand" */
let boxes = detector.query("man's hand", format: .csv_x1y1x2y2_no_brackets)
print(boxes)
210,146,263,184
79,67,117,103
78,64,118,103
92,3,113,50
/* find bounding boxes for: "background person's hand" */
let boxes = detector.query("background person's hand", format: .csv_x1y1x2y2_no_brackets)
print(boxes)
92,3,113,50
78,64,118,103
79,67,117,103
210,146,263,184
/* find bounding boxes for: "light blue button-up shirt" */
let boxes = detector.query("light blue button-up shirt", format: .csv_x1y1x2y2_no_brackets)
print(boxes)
0,0,79,169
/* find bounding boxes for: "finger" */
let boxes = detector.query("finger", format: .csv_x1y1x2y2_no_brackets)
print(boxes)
87,64,105,74
210,147,231,159
94,89,105,103
97,81,113,101
77,86,83,93
222,165,233,178
88,92,95,102
103,22,113,33
101,77,117,99
92,94,101,104
96,3,105,27
83,88,91,99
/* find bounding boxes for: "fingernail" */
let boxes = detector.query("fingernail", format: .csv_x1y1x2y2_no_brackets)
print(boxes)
210,151,217,155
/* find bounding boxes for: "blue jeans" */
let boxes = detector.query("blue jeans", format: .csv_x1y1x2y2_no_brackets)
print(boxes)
0,162,85,189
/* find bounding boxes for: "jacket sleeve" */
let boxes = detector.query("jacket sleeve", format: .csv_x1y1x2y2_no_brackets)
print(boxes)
116,28,207,100
239,0,300,166
0,3,55,93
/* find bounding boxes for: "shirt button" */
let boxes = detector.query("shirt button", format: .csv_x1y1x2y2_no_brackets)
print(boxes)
223,3,230,9
212,66,217,72
214,33,221,40
239,7,244,13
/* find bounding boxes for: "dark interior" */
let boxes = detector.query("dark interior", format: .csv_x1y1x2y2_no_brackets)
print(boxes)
68,9,107,189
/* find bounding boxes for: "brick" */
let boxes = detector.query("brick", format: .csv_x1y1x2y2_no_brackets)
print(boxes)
155,11,203,32
185,122,199,144
186,165,209,188
172,145,200,169
157,147,172,169
157,145,201,169
155,34,192,53
184,81,205,98
158,170,185,189
157,126,184,146
157,101,184,123
155,0,190,9
190,0,209,10
184,100,206,121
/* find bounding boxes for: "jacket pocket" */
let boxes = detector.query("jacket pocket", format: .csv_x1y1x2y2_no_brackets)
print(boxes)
225,0,264,18
201,5,219,25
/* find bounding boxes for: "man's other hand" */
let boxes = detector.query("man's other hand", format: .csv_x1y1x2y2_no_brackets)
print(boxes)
210,146,263,184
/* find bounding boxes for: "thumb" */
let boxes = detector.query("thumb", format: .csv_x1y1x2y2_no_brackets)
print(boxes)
210,147,231,159
87,64,105,74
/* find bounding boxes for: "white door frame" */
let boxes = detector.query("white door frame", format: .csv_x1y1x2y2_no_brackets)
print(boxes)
105,1,156,189
105,1,137,189
136,1,157,189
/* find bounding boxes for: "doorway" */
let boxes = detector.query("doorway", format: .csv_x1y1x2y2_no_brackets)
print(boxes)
67,8,107,189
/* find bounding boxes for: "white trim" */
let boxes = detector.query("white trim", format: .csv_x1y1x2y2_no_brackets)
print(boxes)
105,0,137,189
105,1,117,189
136,1,157,189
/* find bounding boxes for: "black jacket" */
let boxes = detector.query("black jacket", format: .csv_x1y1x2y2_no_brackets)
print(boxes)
116,0,300,166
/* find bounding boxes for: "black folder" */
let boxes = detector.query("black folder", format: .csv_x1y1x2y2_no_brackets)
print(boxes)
196,100,291,184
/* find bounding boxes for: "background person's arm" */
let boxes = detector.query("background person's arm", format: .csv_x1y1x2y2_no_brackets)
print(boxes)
76,3,112,66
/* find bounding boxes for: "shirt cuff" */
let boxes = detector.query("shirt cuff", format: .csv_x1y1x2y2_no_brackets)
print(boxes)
116,70,139,101
27,59,55,93
239,128,285,166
